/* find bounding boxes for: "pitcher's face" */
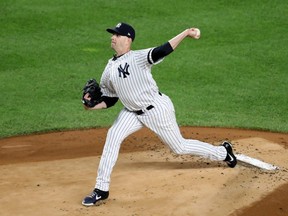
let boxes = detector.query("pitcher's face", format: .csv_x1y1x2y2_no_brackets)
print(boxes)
110,34,131,52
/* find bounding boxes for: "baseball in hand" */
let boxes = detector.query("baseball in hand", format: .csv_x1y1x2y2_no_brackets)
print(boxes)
191,28,201,39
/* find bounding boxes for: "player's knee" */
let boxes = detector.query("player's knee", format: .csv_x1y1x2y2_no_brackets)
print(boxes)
107,127,121,141
170,145,186,155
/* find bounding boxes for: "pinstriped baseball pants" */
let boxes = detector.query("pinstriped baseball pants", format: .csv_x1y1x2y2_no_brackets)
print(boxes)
95,93,227,191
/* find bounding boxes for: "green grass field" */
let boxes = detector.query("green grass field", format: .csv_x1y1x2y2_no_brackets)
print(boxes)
0,0,287,138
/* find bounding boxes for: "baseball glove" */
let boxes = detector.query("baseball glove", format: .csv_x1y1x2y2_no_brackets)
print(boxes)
82,78,103,107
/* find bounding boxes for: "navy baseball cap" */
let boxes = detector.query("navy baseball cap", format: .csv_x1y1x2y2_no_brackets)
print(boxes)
106,22,135,41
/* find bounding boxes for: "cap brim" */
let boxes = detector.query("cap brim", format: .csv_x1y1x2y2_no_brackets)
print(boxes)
107,28,121,35
106,27,134,41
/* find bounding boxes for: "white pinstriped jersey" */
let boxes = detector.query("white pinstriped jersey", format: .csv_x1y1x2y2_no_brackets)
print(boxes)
100,48,163,111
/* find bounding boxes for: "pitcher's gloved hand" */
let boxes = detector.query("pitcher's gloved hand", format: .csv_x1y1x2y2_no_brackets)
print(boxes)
82,79,102,107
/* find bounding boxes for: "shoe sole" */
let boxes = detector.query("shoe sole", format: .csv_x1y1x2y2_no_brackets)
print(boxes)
82,199,107,207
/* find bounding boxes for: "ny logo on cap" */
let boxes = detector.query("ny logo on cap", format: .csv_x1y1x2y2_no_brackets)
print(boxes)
116,23,122,28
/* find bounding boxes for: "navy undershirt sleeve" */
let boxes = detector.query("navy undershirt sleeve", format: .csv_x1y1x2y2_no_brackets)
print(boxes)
148,42,174,64
102,96,119,108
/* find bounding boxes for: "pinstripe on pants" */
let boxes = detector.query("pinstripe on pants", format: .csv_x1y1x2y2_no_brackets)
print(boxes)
95,93,227,191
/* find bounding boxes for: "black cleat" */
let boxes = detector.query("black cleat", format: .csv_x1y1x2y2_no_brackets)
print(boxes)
222,141,237,168
82,188,109,206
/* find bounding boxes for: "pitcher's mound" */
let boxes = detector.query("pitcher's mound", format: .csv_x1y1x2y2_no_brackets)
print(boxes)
0,127,287,216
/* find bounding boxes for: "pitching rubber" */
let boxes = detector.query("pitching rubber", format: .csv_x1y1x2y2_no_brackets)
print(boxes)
235,154,279,171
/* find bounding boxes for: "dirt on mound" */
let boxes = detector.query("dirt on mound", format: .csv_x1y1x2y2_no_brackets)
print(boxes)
0,127,287,216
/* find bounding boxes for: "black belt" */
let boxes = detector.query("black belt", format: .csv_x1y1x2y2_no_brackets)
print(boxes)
134,92,161,115
135,105,154,115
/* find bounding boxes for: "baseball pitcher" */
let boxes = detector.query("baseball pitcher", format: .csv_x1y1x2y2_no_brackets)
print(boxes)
81,22,237,206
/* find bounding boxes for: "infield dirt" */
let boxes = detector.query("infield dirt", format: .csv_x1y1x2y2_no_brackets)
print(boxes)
0,127,287,216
